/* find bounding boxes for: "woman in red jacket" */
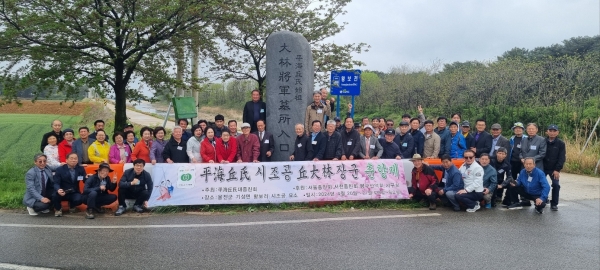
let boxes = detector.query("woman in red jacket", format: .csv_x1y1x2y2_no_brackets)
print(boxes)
216,130,237,163
131,127,153,163
58,128,75,163
200,127,219,163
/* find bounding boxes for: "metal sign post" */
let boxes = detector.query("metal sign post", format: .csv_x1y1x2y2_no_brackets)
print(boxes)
331,70,361,118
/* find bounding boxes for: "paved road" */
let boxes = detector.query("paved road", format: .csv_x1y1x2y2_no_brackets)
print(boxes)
1,199,599,270
104,102,176,129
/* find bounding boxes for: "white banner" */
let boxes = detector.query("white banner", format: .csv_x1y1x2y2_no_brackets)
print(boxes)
146,160,413,207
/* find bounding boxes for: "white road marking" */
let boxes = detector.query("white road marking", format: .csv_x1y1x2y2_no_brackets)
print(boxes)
0,213,440,229
0,263,56,270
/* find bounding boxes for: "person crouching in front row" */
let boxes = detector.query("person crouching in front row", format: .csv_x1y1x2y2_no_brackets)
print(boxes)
408,154,440,210
83,163,117,219
115,159,153,216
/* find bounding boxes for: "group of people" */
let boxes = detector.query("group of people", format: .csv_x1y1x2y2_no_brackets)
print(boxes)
26,89,566,216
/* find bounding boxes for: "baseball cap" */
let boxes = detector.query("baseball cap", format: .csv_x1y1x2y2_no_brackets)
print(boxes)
241,123,251,129
63,128,74,135
385,128,395,135
334,117,341,122
125,122,134,127
547,124,559,131
491,123,501,130
461,121,470,127
363,124,373,131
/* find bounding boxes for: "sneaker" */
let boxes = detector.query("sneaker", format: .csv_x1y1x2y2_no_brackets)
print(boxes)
41,209,50,214
27,207,38,216
551,205,558,211
133,205,145,213
55,209,63,217
453,207,461,212
474,201,481,211
85,209,95,219
485,203,491,209
114,206,126,216
93,207,105,214
507,203,523,210
535,207,544,214
69,207,78,214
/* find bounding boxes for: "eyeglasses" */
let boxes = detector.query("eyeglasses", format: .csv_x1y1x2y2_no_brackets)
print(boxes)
36,160,47,163
387,124,394,126
464,156,475,160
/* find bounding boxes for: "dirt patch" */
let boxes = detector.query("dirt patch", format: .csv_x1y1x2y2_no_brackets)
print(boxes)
0,100,89,115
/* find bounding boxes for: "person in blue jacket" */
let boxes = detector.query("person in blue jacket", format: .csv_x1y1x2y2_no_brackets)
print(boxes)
507,157,550,214
430,155,464,211
448,121,467,158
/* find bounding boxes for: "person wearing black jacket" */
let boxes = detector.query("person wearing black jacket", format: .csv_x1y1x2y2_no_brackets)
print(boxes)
380,129,402,159
83,163,117,219
40,120,64,152
491,147,512,206
52,153,86,217
115,159,154,216
310,120,327,161
409,118,425,156
543,125,566,211
340,117,360,160
323,120,343,160
253,120,274,162
394,121,414,158
242,89,267,133
290,124,313,161
470,119,493,158
162,126,189,163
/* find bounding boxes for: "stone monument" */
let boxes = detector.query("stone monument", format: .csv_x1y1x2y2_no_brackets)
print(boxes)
266,31,314,162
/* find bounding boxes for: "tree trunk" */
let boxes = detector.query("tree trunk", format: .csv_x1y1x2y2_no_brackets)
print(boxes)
191,39,200,124
176,42,185,97
113,61,128,134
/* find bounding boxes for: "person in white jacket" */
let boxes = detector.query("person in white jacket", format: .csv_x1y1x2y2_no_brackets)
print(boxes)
455,150,484,212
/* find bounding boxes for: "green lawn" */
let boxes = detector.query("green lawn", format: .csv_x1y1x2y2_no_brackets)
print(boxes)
0,114,81,208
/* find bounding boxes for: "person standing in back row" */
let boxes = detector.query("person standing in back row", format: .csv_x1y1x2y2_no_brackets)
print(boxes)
242,89,266,133
509,122,526,179
41,120,64,152
470,119,492,158
519,123,546,171
543,124,566,211
305,91,331,133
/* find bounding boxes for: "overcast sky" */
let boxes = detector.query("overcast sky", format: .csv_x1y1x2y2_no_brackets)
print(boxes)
327,0,600,72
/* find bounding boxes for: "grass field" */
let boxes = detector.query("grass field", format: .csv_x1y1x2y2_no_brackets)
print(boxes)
0,114,82,208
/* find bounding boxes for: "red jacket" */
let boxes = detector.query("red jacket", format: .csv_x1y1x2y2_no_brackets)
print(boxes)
58,140,73,162
236,134,260,162
216,137,237,163
131,140,152,163
410,164,439,194
201,137,219,163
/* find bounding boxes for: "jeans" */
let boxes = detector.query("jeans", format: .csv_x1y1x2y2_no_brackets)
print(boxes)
118,189,150,207
456,191,484,209
444,190,460,210
52,192,83,211
85,191,117,210
546,173,560,206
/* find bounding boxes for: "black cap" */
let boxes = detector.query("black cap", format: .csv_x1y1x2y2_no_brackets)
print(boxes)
334,117,341,122
354,123,361,128
547,124,559,131
385,128,395,135
95,163,114,173
126,122,134,127
461,121,470,127
63,128,74,135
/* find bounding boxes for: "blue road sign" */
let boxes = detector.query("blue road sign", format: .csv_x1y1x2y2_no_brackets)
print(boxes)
331,70,361,96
